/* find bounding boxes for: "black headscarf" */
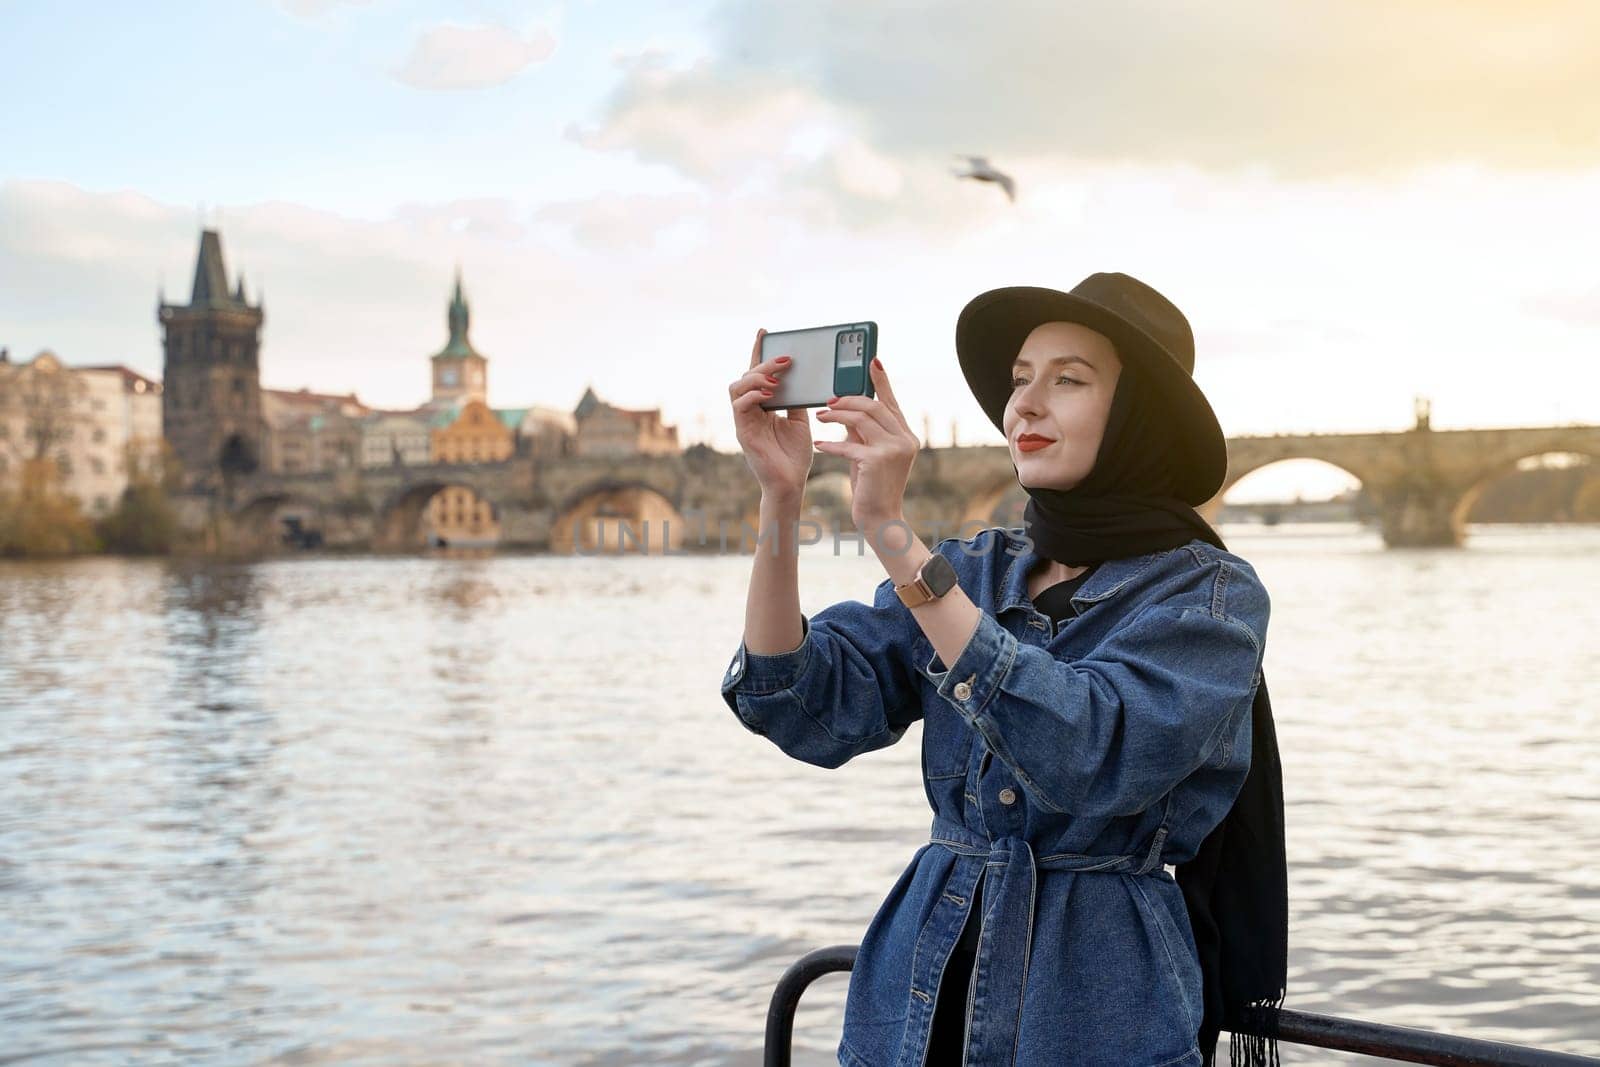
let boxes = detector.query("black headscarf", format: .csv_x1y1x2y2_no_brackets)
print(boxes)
1013,357,1288,1067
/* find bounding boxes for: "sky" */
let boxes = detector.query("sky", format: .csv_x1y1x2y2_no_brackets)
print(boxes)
3,0,1600,503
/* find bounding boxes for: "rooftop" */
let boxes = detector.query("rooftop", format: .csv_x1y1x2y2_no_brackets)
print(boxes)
74,364,164,394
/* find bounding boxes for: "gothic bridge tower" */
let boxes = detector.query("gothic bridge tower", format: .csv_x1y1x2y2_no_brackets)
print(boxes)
158,229,266,494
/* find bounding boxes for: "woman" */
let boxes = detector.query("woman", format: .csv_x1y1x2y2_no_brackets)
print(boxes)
721,272,1287,1067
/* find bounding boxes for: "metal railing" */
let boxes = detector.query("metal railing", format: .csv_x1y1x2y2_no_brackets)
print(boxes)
763,945,1600,1067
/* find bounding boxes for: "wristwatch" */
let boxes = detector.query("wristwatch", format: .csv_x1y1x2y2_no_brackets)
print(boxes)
895,552,959,608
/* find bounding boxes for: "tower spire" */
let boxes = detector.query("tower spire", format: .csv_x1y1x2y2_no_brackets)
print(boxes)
190,229,231,306
447,268,471,349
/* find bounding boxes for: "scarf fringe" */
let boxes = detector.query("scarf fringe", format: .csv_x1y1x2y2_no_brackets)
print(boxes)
1228,989,1287,1067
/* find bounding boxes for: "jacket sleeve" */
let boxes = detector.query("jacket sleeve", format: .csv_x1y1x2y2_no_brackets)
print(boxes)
924,557,1269,818
719,576,925,769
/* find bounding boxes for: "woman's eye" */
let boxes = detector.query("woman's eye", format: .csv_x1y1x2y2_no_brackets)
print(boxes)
1009,375,1082,387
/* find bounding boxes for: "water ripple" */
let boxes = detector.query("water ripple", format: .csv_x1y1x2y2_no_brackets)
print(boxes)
0,526,1597,1065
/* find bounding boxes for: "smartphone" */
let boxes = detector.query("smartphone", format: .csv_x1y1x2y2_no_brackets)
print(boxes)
758,321,878,410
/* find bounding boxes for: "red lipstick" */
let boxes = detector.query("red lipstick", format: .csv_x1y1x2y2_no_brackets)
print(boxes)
1016,434,1056,453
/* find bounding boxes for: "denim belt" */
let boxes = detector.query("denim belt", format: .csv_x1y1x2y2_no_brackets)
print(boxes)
927,814,1170,1065
929,814,1171,876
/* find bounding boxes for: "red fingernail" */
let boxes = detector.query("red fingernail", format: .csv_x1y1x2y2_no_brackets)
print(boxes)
828,395,839,404
766,376,779,384
761,389,773,396
776,356,791,363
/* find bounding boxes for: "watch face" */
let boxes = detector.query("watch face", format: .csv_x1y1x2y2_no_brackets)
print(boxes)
923,552,959,596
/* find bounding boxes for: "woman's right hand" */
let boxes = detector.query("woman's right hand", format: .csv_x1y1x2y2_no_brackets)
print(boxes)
730,328,812,502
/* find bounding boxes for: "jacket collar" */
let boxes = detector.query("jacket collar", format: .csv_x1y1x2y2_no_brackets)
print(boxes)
992,527,1177,617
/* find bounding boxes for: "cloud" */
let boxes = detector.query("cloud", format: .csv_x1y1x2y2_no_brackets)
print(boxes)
567,53,822,184
530,191,708,253
393,20,556,90
278,0,372,16
1527,286,1600,327
582,0,1600,193
390,198,529,243
568,51,1001,233
6,167,1600,454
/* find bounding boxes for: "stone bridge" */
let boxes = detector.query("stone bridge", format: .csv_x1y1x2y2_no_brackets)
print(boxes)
199,421,1599,554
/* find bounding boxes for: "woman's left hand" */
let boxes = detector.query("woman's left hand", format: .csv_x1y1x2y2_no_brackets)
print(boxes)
814,358,920,536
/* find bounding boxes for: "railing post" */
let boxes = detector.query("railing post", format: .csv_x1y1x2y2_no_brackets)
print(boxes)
763,945,857,1067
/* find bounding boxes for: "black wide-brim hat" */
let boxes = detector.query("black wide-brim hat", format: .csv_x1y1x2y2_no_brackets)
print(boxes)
955,271,1228,505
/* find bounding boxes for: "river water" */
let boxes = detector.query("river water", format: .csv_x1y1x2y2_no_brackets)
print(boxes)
1,523,1597,1065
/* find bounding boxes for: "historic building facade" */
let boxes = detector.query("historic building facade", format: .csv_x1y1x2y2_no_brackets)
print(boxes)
262,388,371,474
572,386,679,457
518,405,577,459
426,398,517,545
0,349,163,515
360,411,433,468
430,399,515,464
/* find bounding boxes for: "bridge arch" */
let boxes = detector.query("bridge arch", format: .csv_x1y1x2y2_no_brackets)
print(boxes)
1215,458,1370,528
1220,453,1377,502
376,479,506,552
552,480,686,555
713,466,869,552
230,491,329,554
1456,448,1599,529
219,432,260,476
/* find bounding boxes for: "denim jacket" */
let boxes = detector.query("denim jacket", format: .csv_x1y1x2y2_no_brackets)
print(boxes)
720,526,1270,1067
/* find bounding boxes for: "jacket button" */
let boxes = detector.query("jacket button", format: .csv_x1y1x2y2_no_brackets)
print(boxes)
952,680,972,701
998,788,1017,805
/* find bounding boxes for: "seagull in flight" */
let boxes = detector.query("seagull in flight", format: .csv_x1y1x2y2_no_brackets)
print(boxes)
952,154,1016,202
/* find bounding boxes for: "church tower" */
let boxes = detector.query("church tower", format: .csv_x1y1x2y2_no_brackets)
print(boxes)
430,269,487,407
158,229,266,494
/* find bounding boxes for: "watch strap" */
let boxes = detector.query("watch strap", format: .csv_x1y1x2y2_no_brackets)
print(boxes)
895,552,957,609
